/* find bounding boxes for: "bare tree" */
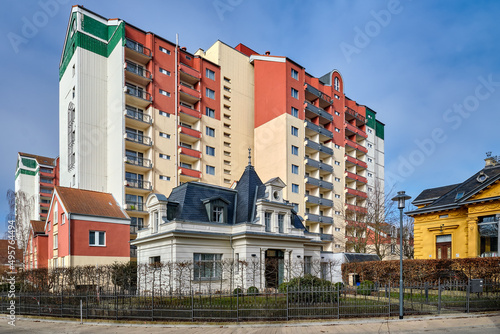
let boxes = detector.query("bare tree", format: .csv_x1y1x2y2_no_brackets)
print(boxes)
390,204,415,259
7,189,36,250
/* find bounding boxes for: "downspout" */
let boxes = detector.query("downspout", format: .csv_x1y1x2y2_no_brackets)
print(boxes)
175,33,179,186
68,213,71,267
230,193,237,290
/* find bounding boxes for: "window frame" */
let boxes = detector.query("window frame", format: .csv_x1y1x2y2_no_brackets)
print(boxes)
89,230,106,247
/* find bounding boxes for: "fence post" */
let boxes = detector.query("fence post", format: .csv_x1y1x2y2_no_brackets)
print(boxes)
191,289,194,322
80,299,83,324
337,286,340,319
39,291,41,316
438,280,441,315
425,282,429,304
236,288,239,322
60,289,63,317
86,292,88,319
286,285,289,321
151,289,154,322
466,281,470,313
115,291,118,321
388,282,391,317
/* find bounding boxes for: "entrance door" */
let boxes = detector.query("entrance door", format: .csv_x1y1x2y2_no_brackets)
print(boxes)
265,249,284,288
436,234,452,259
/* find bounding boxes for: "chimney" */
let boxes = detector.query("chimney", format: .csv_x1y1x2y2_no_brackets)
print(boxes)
485,152,497,167
265,51,270,56
181,47,187,51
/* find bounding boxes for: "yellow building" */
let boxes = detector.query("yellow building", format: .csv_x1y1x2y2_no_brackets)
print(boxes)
407,156,500,259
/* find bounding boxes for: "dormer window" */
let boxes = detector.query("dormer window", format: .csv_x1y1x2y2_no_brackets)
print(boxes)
202,197,230,223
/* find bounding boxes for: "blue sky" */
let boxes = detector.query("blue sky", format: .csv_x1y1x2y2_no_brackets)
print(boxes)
1,0,500,232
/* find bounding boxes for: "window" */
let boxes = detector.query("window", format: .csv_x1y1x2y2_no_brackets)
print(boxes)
206,88,215,99
206,127,215,137
159,175,170,181
89,231,105,246
206,146,215,156
224,86,231,92
180,162,192,169
159,68,170,75
205,107,215,118
335,128,340,133
368,143,373,148
335,244,341,249
159,46,171,54
334,111,340,116
292,184,299,193
291,68,299,80
335,177,340,182
265,212,272,232
224,77,231,83
334,161,340,166
291,107,299,118
291,145,299,156
368,128,373,133
53,234,58,249
159,110,169,117
335,194,341,199
212,205,224,222
72,64,75,77
53,205,58,225
206,68,215,80
304,256,312,274
291,88,299,99
335,211,341,215
61,213,65,225
335,227,341,232
193,253,222,280
291,164,299,174
368,157,373,162
159,132,170,139
149,256,161,265
291,126,299,137
185,55,191,60
206,165,215,175
159,153,170,160
335,144,340,149
159,89,170,97
334,77,340,91
278,214,284,233
368,172,373,177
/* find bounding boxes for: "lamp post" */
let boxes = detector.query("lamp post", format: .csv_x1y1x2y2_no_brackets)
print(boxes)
391,191,411,320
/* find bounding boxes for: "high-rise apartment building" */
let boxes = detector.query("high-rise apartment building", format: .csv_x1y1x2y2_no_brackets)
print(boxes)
59,6,384,255
14,153,59,247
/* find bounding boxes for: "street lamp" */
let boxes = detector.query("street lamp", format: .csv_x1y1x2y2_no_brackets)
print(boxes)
391,191,411,320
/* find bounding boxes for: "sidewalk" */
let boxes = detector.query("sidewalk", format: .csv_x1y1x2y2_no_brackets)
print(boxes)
1,312,500,333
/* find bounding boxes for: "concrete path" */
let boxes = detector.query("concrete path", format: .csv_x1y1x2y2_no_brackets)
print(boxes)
1,313,499,333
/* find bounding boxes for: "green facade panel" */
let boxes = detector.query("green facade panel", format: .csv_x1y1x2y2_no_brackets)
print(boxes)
365,108,376,129
376,121,385,140
15,168,38,180
59,13,125,80
21,158,37,169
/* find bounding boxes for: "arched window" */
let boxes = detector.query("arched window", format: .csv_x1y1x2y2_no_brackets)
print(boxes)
334,77,340,91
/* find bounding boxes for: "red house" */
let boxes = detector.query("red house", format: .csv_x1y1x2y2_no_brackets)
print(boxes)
42,187,130,269
24,220,48,269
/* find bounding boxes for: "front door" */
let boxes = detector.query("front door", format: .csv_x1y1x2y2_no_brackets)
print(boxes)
265,249,284,288
436,234,452,259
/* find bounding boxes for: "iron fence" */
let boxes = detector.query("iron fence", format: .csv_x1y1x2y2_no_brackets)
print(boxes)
1,280,499,322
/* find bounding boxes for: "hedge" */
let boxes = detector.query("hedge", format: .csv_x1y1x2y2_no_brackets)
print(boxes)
341,257,500,284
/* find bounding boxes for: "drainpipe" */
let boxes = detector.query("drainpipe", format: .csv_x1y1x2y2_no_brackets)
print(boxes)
68,213,71,267
175,34,179,186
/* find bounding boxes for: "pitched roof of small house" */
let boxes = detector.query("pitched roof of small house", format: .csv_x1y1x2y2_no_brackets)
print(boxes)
54,186,129,220
18,152,55,166
30,220,46,234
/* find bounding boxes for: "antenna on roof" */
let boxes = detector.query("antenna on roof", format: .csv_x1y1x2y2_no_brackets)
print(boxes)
486,151,492,158
248,147,252,166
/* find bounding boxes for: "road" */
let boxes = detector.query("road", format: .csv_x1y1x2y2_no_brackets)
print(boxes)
1,313,499,333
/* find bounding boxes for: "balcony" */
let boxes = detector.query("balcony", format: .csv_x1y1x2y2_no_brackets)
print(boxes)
125,156,152,171
304,101,333,124
305,157,333,174
179,146,201,162
179,63,201,85
179,104,201,120
320,233,333,241
305,176,333,191
345,122,367,139
346,187,367,199
39,171,55,179
179,125,201,139
125,108,152,129
305,213,333,225
305,139,333,157
346,204,368,214
345,107,365,126
39,190,52,199
125,38,151,64
346,155,367,169
179,83,201,104
125,132,152,149
130,246,137,258
345,171,367,184
125,84,152,108
306,195,333,208
179,166,201,181
305,84,332,108
305,120,333,140
125,178,152,192
345,139,368,154
125,62,152,86
125,201,145,212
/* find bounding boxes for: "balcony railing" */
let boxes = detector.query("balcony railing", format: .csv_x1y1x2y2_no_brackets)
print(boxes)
179,104,201,119
126,62,152,80
305,84,332,104
306,195,333,207
126,108,152,124
125,132,152,146
179,84,201,100
320,233,333,241
125,201,145,212
125,178,152,191
305,121,333,139
179,166,201,179
346,155,368,169
305,213,333,224
346,204,368,214
346,187,367,198
125,38,152,57
345,122,367,138
125,155,152,168
179,63,201,79
344,139,368,154
130,247,138,257
305,176,334,191
305,157,333,173
125,85,152,102
345,107,366,123
345,171,367,184
304,102,333,122
179,146,201,159
179,125,201,139
305,139,333,156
